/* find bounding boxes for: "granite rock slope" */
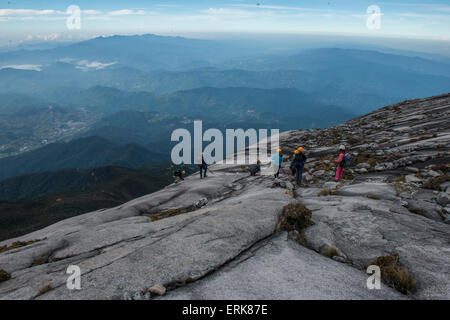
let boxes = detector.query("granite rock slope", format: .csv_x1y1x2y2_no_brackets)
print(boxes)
0,93,449,300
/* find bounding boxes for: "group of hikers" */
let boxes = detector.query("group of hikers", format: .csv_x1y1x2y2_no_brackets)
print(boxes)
270,145,349,185
173,146,350,185
271,147,312,185
173,152,211,183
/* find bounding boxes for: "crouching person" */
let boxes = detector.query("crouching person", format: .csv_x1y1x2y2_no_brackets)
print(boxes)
173,170,185,183
249,159,262,176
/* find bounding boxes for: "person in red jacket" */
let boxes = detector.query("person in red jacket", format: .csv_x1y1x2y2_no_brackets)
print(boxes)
334,145,346,182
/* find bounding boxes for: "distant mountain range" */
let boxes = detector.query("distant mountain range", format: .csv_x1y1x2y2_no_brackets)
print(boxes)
0,165,169,201
0,136,164,181
0,36,449,116
0,164,174,241
0,34,248,71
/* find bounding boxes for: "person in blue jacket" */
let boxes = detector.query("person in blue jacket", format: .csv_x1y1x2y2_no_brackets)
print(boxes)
272,148,283,178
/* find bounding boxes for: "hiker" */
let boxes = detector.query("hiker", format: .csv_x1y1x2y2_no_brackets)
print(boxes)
290,147,307,185
199,152,208,179
249,159,262,176
173,169,185,183
272,148,283,178
334,145,347,182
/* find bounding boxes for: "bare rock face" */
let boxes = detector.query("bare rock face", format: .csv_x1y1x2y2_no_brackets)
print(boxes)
0,94,449,300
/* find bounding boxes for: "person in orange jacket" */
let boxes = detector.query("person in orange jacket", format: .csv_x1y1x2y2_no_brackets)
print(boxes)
334,145,346,182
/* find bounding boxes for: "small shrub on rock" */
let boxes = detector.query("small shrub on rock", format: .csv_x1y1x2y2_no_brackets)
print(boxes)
0,239,44,254
38,284,52,296
318,188,337,197
278,203,314,246
371,253,416,295
422,175,449,191
430,164,449,174
321,246,338,258
0,269,11,282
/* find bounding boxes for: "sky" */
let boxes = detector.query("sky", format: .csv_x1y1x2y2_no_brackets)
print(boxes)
0,0,450,46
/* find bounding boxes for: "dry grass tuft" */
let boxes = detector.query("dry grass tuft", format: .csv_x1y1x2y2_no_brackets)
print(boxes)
321,246,338,258
0,239,45,254
422,175,450,191
32,257,48,267
38,284,53,296
0,269,11,282
395,174,406,184
408,207,427,216
318,188,337,197
278,203,314,232
342,171,355,180
278,203,314,246
371,253,416,295
147,205,199,221
430,164,449,174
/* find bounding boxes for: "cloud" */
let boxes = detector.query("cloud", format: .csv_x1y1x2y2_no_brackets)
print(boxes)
202,8,257,18
233,4,315,11
82,10,101,15
0,64,42,71
0,7,149,21
379,2,450,12
0,8,103,21
107,9,146,16
396,12,450,19
0,9,64,16
76,60,117,71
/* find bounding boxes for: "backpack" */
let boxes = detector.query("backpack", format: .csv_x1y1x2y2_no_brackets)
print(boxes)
292,154,306,169
342,154,351,167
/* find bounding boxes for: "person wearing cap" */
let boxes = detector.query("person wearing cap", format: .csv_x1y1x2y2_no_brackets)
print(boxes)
173,169,186,183
249,158,262,176
290,147,307,185
271,148,283,178
334,145,346,182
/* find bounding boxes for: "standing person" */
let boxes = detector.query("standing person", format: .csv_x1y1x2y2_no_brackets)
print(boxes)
199,152,208,179
291,147,307,185
272,148,283,178
334,145,346,182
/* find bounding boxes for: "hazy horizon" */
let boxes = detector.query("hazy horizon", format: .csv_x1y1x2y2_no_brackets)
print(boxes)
1,0,450,56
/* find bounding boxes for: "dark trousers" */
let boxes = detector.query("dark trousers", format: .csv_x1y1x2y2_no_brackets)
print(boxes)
199,165,207,178
295,165,303,185
274,166,280,178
